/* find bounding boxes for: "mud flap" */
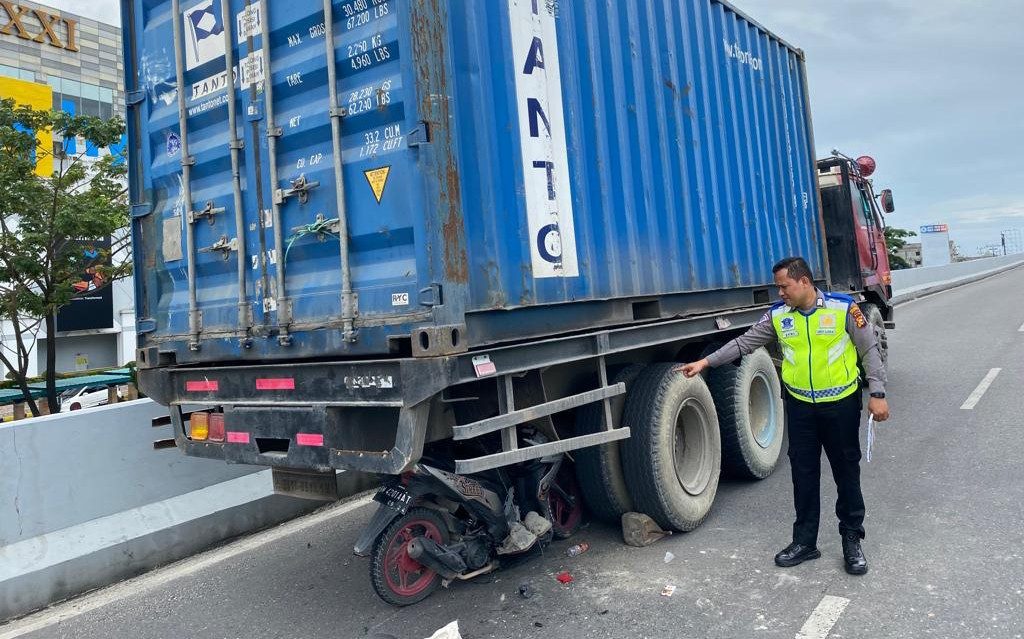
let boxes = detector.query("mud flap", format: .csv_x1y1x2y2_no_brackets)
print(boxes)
353,503,403,557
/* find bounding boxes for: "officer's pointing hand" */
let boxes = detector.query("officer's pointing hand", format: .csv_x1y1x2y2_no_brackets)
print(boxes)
675,359,709,378
868,398,889,422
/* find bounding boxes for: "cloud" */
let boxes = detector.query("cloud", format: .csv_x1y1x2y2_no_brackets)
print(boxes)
45,0,120,26
735,0,1024,255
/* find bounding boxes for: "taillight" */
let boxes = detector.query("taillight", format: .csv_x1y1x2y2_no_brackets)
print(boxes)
208,413,225,442
190,412,209,441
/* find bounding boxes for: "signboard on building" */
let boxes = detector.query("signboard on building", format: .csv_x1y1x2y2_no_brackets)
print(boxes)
56,239,115,332
920,224,951,267
0,75,53,177
0,3,79,51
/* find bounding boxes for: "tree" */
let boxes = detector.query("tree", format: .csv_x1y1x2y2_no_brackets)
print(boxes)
0,99,130,415
884,226,917,270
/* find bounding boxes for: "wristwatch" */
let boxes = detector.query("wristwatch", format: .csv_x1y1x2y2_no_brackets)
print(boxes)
870,392,886,399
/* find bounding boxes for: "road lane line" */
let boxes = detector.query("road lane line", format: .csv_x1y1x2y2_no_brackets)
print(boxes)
0,494,374,639
960,368,1002,410
796,595,850,639
1018,320,1024,332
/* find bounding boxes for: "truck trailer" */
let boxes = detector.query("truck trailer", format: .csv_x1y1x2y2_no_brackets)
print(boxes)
124,0,894,605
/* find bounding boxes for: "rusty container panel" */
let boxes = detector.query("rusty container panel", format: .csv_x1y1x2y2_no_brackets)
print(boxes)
452,0,824,345
125,0,823,365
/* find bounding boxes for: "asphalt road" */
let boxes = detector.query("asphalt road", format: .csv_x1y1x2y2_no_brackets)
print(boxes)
4,266,1024,639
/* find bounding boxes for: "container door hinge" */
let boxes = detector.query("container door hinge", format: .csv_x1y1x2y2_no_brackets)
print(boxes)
418,284,443,307
131,202,152,218
127,89,146,106
137,318,157,334
407,122,431,147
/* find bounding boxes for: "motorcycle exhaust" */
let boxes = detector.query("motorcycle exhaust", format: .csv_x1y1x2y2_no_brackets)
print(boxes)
407,537,468,580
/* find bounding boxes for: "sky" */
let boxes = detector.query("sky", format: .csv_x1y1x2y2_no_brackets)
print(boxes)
47,0,1024,255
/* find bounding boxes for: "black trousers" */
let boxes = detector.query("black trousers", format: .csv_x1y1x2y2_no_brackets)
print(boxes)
785,391,865,546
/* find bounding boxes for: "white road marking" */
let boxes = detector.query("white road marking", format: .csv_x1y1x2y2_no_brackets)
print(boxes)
0,495,374,639
960,368,1002,410
796,595,850,639
1018,320,1024,332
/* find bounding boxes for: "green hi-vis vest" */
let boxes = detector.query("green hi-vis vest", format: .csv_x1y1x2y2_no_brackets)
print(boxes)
770,294,860,403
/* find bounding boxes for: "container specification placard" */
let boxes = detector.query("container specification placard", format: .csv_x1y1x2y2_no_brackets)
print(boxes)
507,0,579,278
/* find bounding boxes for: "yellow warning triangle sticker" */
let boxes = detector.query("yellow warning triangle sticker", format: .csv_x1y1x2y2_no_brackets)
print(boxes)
364,166,391,204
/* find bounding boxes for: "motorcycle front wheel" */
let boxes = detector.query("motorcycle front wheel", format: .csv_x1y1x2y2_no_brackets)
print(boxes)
548,467,585,539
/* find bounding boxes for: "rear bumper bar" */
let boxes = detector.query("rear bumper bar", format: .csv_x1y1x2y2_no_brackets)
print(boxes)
141,304,768,474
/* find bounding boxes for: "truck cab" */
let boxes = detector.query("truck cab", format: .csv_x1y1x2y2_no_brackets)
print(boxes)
817,152,896,326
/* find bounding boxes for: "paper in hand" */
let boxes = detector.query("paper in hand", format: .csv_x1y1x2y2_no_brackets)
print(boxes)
866,415,876,463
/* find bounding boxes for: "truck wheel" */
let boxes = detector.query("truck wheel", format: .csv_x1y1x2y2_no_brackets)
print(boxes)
574,365,645,521
860,303,888,366
370,507,449,607
707,348,784,480
622,363,721,532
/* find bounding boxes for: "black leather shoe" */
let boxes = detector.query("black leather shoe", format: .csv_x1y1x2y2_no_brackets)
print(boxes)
842,534,868,575
775,542,821,567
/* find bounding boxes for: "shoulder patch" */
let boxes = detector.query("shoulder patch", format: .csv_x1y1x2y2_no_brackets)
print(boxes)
849,303,867,329
757,311,771,324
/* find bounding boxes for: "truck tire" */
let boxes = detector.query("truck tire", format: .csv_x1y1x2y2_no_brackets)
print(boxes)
707,348,784,480
622,363,721,532
860,303,888,366
574,365,645,521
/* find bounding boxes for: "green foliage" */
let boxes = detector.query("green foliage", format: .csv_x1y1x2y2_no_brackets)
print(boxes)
0,98,130,414
884,226,917,270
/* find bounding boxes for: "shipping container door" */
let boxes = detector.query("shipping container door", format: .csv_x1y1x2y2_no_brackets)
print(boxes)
237,0,425,333
140,0,426,351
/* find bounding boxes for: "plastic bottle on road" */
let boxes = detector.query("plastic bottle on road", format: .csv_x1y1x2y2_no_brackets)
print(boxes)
566,543,589,557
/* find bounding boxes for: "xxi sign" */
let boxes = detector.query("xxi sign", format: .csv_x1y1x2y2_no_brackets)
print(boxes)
0,1,79,52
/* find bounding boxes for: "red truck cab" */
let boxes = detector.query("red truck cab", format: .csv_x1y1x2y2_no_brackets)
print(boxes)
817,152,897,334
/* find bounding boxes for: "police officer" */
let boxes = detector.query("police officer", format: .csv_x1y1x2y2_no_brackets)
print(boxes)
679,257,889,575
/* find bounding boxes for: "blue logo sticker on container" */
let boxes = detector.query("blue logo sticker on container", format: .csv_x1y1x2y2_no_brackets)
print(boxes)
166,132,181,157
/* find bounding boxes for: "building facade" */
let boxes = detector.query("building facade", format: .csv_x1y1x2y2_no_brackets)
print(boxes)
0,1,132,380
0,0,124,121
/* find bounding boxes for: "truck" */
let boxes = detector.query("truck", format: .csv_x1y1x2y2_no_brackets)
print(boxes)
124,0,895,605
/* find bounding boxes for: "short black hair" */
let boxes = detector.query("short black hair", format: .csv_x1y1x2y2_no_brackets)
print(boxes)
772,257,814,283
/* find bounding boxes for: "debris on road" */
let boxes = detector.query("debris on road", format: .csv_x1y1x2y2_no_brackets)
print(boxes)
661,585,677,598
556,572,574,585
622,512,672,547
566,542,589,557
518,584,532,599
424,620,462,639
664,551,675,564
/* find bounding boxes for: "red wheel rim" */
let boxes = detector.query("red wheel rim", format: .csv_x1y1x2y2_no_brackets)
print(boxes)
383,519,444,597
548,473,583,535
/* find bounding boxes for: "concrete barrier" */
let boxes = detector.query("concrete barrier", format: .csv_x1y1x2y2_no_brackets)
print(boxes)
0,399,375,622
890,254,1024,305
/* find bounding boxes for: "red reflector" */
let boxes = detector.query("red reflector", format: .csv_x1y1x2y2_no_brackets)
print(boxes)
208,414,225,442
256,378,295,390
227,431,250,444
296,433,324,447
186,380,218,392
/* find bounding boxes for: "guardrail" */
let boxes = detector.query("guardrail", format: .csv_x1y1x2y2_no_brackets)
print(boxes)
0,399,373,622
890,254,1024,304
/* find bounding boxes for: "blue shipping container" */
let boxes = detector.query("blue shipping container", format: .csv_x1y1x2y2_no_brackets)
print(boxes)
123,0,824,366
